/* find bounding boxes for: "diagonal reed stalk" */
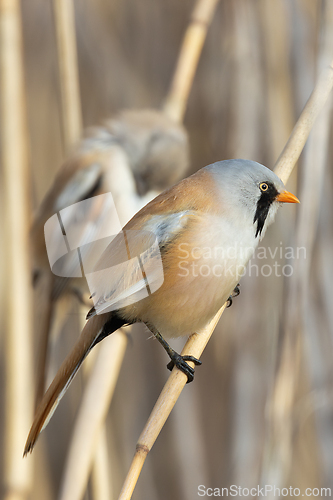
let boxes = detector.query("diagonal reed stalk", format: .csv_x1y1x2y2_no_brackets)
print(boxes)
117,59,333,500
163,0,220,123
274,62,333,185
0,0,34,499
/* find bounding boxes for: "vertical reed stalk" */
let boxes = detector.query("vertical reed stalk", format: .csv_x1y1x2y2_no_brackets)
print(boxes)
52,2,114,499
260,9,333,491
53,0,82,148
0,0,33,499
58,330,127,500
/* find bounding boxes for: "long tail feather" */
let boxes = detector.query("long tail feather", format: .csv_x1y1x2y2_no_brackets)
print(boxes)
24,313,112,455
34,273,55,409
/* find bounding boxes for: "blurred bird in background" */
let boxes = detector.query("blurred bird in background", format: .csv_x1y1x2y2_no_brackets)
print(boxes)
31,108,189,407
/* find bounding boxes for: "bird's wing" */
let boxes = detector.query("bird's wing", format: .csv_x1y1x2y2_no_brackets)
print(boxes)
53,162,103,211
85,166,223,317
86,210,194,317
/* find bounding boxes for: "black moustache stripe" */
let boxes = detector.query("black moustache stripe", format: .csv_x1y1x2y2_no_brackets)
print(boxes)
253,184,279,237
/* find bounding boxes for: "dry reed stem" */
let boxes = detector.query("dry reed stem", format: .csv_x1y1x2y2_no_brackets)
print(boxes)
53,0,82,148
58,330,127,500
118,306,225,500
91,426,113,500
260,0,294,162
274,60,333,184
118,56,333,500
260,327,302,489
163,0,220,123
0,0,34,499
230,0,262,160
261,13,333,491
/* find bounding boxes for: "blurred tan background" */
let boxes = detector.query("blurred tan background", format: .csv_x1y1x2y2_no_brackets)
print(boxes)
1,0,333,499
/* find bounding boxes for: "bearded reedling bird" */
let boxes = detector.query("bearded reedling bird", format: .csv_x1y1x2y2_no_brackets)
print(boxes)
24,159,299,455
31,108,189,407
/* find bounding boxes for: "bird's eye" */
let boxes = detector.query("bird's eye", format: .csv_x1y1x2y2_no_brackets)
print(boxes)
259,182,269,192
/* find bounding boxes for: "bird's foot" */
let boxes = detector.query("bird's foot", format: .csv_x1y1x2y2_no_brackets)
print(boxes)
227,283,240,308
146,325,202,383
167,353,202,383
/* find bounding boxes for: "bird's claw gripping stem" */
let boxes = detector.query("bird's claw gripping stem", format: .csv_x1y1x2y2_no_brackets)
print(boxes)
227,283,240,308
167,354,202,383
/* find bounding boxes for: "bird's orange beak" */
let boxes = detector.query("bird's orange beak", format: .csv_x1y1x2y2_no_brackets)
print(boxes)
276,190,300,204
